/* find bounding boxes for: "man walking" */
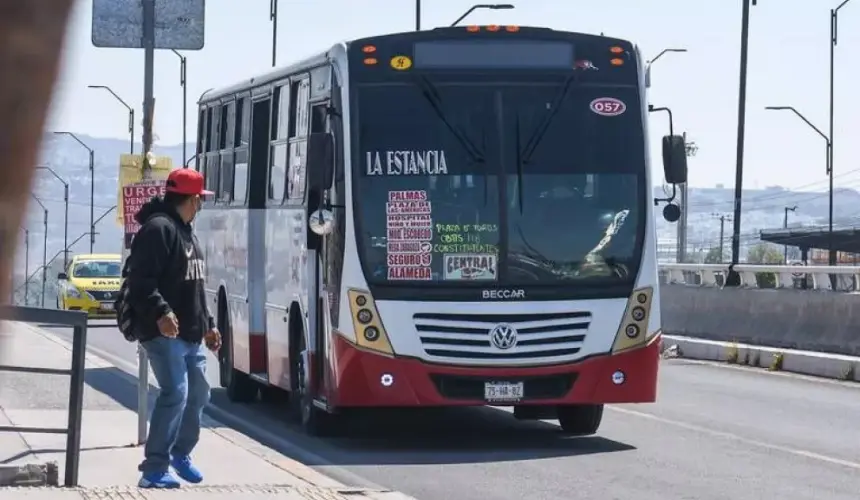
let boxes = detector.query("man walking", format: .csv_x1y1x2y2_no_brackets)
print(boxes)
126,168,221,489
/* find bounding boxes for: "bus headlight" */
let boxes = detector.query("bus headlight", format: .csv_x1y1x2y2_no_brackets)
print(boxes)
347,289,394,356
611,286,653,354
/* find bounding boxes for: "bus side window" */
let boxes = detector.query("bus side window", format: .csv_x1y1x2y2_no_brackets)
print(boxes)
288,78,310,202
197,107,208,177
205,105,222,194
268,84,290,203
218,100,236,203
233,96,250,206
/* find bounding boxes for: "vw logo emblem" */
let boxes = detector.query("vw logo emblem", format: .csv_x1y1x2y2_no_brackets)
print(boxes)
489,323,518,350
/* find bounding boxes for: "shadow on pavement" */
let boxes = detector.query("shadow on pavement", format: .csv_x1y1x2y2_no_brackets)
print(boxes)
1,443,135,465
81,367,226,431
210,388,636,465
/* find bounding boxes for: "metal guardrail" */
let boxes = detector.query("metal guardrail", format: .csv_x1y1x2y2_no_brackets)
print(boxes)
659,263,860,291
0,305,87,487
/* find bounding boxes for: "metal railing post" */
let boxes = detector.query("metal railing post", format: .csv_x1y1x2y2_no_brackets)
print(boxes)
64,322,86,487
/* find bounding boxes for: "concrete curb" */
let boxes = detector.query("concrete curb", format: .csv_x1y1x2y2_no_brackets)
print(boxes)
663,335,860,382
0,462,58,487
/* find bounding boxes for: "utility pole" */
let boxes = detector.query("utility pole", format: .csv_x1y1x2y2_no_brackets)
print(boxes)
713,213,732,263
676,132,698,263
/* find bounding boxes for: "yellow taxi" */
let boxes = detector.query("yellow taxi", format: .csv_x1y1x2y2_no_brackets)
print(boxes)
57,254,122,317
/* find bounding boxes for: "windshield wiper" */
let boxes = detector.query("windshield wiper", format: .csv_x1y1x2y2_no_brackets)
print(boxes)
519,74,576,164
413,75,485,163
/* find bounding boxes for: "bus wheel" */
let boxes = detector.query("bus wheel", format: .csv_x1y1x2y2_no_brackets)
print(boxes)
218,301,258,403
290,343,334,436
557,404,604,436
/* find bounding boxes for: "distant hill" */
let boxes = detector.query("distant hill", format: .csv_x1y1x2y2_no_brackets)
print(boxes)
13,133,859,304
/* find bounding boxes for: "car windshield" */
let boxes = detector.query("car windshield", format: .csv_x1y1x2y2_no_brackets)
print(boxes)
72,261,121,278
352,77,645,287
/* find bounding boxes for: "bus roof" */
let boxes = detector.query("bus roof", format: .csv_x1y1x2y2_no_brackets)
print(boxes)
199,26,635,104
199,48,337,104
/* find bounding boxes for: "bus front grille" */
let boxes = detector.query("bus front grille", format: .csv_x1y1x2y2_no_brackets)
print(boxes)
413,311,591,362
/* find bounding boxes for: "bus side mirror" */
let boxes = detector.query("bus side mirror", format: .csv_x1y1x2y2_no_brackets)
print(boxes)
57,272,68,280
662,135,688,184
307,132,334,192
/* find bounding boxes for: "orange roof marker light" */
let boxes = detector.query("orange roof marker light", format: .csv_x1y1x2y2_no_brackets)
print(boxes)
505,25,520,32
610,58,624,66
363,57,378,65
362,45,377,53
610,46,624,54
486,25,501,32
466,25,480,32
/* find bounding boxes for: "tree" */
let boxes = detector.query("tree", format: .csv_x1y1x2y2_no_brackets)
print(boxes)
704,247,722,264
746,243,783,288
747,243,783,264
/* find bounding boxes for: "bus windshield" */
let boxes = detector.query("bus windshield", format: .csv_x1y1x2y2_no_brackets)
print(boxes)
353,75,645,287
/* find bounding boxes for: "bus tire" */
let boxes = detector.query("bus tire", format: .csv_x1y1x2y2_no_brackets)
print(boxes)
557,404,604,436
218,295,258,403
288,324,335,436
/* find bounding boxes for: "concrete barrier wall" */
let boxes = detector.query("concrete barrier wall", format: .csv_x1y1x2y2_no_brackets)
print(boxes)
660,284,860,356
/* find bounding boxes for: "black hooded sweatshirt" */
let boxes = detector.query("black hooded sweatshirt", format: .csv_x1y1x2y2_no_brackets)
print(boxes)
126,196,214,344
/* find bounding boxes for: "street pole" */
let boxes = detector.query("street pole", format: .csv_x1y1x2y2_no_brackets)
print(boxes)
451,4,516,27
829,1,855,267
171,50,188,165
52,132,96,253
138,0,156,447
30,194,49,308
37,167,70,269
23,229,29,306
89,149,95,253
719,216,725,263
416,0,421,30
728,0,757,284
41,208,47,308
270,0,278,66
87,86,134,154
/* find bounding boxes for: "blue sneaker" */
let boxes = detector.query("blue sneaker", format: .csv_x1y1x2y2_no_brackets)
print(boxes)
138,471,181,489
170,455,203,483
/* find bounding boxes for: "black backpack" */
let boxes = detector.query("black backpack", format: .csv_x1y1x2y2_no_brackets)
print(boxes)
115,259,136,342
114,212,175,342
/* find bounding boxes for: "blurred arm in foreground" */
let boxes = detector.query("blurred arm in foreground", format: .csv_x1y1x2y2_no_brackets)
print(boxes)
0,0,76,358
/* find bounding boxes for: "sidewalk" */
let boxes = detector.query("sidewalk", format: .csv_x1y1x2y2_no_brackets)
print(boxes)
0,321,412,499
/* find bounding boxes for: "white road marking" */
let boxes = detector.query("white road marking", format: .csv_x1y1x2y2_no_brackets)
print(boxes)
664,357,860,389
606,406,860,471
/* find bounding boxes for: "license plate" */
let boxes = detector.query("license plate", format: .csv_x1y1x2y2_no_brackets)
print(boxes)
100,302,114,311
484,381,524,402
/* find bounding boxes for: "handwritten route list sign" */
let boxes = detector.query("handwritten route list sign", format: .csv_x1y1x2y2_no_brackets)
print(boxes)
122,181,166,249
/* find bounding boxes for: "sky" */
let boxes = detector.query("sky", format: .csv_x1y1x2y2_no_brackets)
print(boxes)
47,0,860,192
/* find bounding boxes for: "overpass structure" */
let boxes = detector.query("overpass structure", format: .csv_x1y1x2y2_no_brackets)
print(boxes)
658,264,860,361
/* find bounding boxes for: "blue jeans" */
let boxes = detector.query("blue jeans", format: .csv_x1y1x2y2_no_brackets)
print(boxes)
138,337,210,474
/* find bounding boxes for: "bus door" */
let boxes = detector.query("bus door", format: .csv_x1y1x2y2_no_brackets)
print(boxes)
246,93,272,378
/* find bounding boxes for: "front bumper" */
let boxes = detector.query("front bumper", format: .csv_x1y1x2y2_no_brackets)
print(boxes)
62,296,116,317
330,332,661,408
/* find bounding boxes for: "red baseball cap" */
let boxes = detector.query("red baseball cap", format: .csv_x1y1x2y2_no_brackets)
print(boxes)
165,168,213,196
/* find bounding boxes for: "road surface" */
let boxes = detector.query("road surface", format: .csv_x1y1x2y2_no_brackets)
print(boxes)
46,320,860,500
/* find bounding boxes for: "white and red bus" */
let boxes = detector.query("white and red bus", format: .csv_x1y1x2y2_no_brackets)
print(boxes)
194,25,688,436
